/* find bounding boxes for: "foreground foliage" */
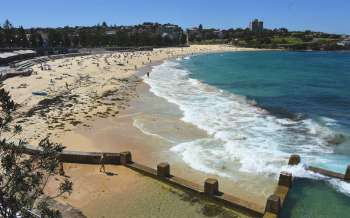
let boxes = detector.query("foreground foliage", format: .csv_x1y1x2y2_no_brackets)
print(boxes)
0,88,72,218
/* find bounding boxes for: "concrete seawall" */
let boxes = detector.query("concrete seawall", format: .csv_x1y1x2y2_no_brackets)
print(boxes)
24,147,331,217
23,146,121,164
22,146,283,217
1,52,92,81
18,148,350,218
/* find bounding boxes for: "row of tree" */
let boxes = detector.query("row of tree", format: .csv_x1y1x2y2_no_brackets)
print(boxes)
0,20,187,49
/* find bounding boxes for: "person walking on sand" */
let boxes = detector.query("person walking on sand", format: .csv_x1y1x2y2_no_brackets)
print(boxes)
99,153,106,173
146,72,150,78
59,162,65,176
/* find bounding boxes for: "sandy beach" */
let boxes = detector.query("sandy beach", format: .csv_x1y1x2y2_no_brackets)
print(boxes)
2,45,257,146
2,45,266,217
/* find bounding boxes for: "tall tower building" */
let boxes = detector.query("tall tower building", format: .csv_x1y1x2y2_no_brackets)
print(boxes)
249,19,264,33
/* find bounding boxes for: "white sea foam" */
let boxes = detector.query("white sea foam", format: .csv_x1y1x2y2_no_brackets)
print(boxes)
281,164,326,180
142,60,349,195
133,119,175,143
282,165,350,196
329,179,350,196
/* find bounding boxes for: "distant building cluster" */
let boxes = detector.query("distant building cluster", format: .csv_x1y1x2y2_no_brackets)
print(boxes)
187,25,225,42
187,19,266,43
249,19,264,33
139,22,183,40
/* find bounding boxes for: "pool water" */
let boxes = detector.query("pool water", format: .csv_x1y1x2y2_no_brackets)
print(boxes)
281,178,350,218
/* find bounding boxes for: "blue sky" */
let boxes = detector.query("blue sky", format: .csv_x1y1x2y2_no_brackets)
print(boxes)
1,0,349,34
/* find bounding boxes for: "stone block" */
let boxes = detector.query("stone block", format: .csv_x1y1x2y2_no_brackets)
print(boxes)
157,162,170,177
278,171,292,188
265,194,281,215
345,165,350,181
204,178,219,195
288,154,301,165
120,151,132,165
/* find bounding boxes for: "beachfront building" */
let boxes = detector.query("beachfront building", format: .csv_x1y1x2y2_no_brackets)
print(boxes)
250,19,264,33
187,26,225,42
160,24,183,40
187,27,202,41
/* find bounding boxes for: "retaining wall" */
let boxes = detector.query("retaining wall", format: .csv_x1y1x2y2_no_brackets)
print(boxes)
23,146,121,165
22,146,299,218
22,147,268,217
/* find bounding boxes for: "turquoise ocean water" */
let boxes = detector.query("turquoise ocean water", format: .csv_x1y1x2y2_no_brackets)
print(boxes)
144,51,350,216
182,51,350,172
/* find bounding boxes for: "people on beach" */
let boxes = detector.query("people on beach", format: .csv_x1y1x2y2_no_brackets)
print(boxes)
59,162,65,176
99,153,106,173
146,72,150,78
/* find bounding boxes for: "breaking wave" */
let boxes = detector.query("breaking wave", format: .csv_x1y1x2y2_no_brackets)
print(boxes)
142,60,350,196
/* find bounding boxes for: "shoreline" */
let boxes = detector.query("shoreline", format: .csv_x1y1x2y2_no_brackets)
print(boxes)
55,52,275,207
3,45,271,214
2,44,262,147
127,58,276,206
